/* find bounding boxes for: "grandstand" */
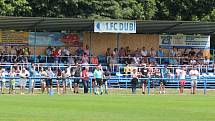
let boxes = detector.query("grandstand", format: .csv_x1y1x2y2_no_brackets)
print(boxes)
0,16,215,95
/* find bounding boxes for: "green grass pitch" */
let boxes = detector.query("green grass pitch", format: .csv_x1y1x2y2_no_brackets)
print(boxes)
0,94,214,121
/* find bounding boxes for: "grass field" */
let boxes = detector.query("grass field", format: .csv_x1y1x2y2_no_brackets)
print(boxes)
0,93,214,121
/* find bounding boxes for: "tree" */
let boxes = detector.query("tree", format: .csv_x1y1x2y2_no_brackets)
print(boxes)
0,0,31,16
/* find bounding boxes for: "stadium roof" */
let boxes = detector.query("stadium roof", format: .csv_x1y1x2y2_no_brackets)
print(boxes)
0,16,215,34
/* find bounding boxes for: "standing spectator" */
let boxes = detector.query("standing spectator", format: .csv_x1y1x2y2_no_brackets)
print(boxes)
93,65,103,95
131,68,139,94
39,67,47,94
103,68,111,94
10,46,17,62
29,63,37,94
177,67,187,94
82,67,89,94
0,68,8,94
19,68,30,95
68,54,75,65
73,63,82,94
46,67,55,94
9,67,16,94
189,66,199,94
56,68,62,95
160,65,169,94
140,64,149,94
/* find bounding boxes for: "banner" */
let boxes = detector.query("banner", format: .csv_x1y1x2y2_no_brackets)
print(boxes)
29,32,83,47
159,35,210,49
0,31,29,45
94,20,136,33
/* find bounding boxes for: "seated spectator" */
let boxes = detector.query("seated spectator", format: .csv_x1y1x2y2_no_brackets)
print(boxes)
196,49,204,58
134,48,141,57
169,57,178,65
52,47,61,63
157,47,165,64
124,64,132,76
189,48,196,57
62,47,70,63
125,46,131,56
82,53,89,65
203,56,210,65
149,48,157,64
182,49,189,56
84,45,90,56
125,54,132,64
190,56,197,65
46,46,52,63
91,56,99,65
119,47,126,63
169,47,177,57
141,46,148,57
76,47,84,57
68,54,75,65
132,55,140,65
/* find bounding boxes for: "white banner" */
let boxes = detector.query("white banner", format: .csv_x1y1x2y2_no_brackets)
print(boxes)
94,20,136,33
159,35,210,49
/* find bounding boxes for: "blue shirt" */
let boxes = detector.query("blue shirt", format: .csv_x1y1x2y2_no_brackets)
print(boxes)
94,69,103,79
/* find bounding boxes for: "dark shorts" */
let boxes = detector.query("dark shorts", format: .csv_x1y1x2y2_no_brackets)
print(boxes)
74,79,80,84
96,78,103,86
131,78,138,85
46,79,52,86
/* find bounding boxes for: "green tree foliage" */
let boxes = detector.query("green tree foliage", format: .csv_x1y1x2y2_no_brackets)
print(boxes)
0,0,31,16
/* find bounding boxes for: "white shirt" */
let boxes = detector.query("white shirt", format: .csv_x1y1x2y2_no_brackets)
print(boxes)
189,70,199,80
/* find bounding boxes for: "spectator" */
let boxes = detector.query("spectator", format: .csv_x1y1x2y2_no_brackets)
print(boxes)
62,47,70,63
91,56,99,65
46,46,52,63
82,67,89,94
203,56,210,65
141,46,148,57
106,48,112,64
189,48,196,57
93,65,103,95
169,47,178,57
9,67,16,94
46,67,55,94
131,68,139,94
19,68,30,95
73,63,82,94
0,68,8,94
196,50,204,58
103,68,111,94
177,67,187,94
84,45,90,56
189,66,199,94
134,48,141,57
157,47,165,64
39,67,47,94
149,48,157,64
119,47,126,63
190,56,197,65
125,46,131,56
68,54,75,65
140,64,149,94
76,47,84,56
81,53,89,65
